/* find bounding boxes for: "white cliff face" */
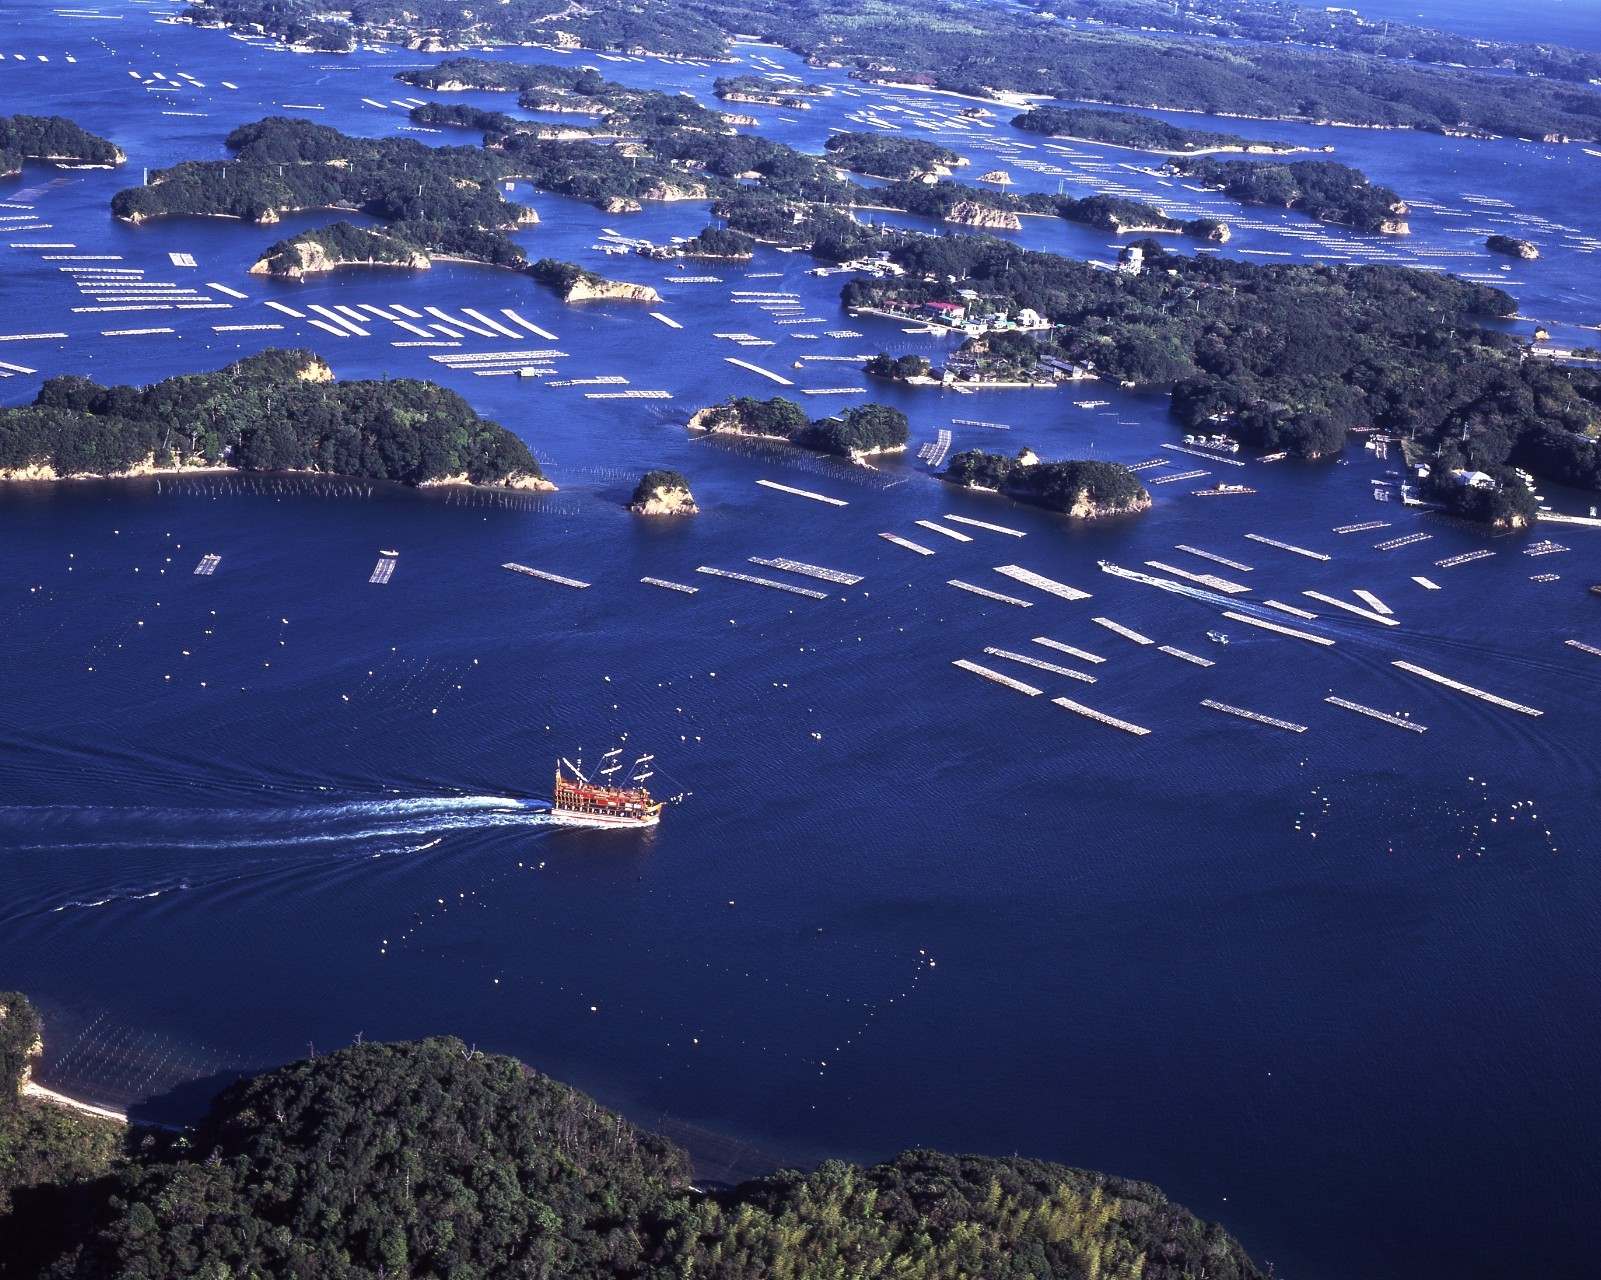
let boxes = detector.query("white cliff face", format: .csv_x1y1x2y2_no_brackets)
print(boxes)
248,237,432,279
561,277,661,304
944,200,1022,230
630,483,698,515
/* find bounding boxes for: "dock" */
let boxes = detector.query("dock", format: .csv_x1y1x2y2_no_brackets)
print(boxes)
1434,549,1496,569
1412,576,1441,590
1158,645,1214,667
1201,699,1307,733
1262,599,1319,620
1352,589,1393,616
1564,639,1601,657
1144,560,1250,594
1220,610,1335,646
949,580,1032,607
502,563,590,589
1091,617,1152,645
640,576,699,594
1376,532,1432,551
1243,533,1329,561
914,519,972,542
983,646,1096,683
725,357,794,386
755,479,847,506
1032,636,1106,665
1302,591,1400,627
369,556,396,585
192,553,220,576
879,532,935,555
1334,520,1390,534
993,565,1090,601
1324,696,1427,733
953,658,1041,696
649,312,683,329
1390,660,1542,716
945,514,1026,537
697,566,828,599
1051,696,1150,736
748,556,862,585
1175,545,1253,572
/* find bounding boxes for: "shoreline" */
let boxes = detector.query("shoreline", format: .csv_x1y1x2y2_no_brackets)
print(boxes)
22,1079,129,1124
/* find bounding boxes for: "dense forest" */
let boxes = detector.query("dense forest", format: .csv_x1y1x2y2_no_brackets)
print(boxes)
180,0,1601,140
713,74,829,107
0,115,123,175
1168,158,1410,233
1011,107,1294,154
822,131,963,180
827,231,1601,480
946,451,1151,516
0,994,1263,1280
692,397,909,457
0,350,543,486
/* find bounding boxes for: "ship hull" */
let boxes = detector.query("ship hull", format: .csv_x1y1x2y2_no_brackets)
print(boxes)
549,806,660,829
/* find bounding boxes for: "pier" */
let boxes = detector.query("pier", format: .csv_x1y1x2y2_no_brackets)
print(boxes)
1162,442,1246,466
1051,696,1150,736
1390,660,1542,716
502,563,590,589
952,658,1041,696
640,576,699,594
1324,696,1427,733
755,479,848,506
1091,617,1153,645
697,566,828,599
993,565,1090,600
1302,591,1400,626
748,556,862,585
1220,610,1335,646
1144,560,1250,594
982,646,1097,683
945,514,1026,537
1175,545,1253,572
1243,533,1329,561
192,553,220,576
1032,636,1106,665
725,357,794,386
949,580,1033,607
915,519,972,542
879,532,935,555
1201,699,1307,733
1434,549,1496,568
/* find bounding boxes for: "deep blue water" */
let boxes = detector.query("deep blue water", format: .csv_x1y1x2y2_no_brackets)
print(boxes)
2,4,1601,1278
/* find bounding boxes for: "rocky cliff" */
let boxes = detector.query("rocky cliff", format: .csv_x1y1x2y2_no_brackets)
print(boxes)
944,200,1022,230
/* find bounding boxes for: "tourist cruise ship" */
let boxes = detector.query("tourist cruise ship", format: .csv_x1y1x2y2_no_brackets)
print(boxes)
552,749,663,828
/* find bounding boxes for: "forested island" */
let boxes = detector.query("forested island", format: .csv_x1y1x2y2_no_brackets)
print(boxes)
179,0,1601,141
714,74,830,108
1011,107,1297,155
1167,158,1410,234
0,350,546,488
529,257,661,303
691,397,910,459
823,131,964,180
629,468,698,515
0,114,124,175
1486,234,1540,261
821,230,1601,485
946,450,1151,518
1,992,1263,1280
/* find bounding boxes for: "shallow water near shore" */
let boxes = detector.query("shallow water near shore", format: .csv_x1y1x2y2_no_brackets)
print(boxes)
2,2,1601,1277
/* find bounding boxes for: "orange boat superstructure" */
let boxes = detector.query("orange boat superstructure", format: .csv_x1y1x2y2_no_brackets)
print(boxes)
552,750,663,828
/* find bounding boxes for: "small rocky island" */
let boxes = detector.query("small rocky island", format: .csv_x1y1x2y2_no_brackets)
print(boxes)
530,258,661,304
0,114,125,174
690,397,909,462
1486,234,1540,260
945,449,1151,518
0,350,549,489
629,469,698,516
249,221,435,278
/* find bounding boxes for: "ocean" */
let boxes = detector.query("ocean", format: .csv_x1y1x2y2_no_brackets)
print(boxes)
2,2,1600,1277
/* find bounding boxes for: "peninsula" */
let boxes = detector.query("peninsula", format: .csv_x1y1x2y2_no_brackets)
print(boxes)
0,993,1263,1280
0,114,124,174
0,350,548,488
